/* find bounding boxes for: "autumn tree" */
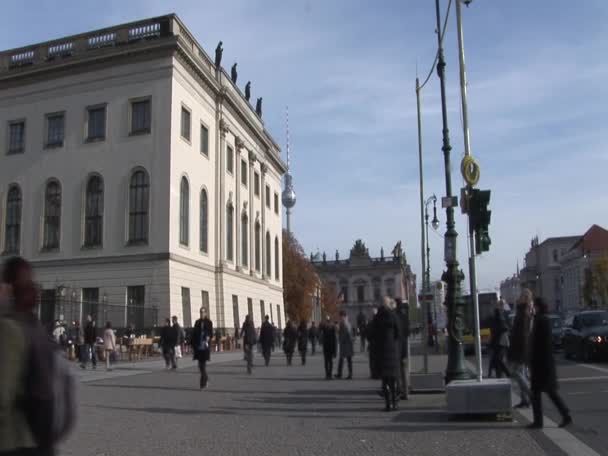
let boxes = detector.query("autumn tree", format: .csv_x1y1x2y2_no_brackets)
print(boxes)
282,229,317,322
585,254,608,309
320,280,341,321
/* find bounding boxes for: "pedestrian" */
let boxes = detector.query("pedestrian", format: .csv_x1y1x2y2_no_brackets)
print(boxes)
81,314,98,369
507,289,533,409
336,311,354,379
297,320,309,365
241,314,257,374
259,315,274,366
320,315,337,379
370,297,401,411
308,322,319,355
159,318,177,370
395,298,410,400
356,310,367,352
172,316,185,363
125,323,135,362
75,320,84,364
282,320,297,366
0,256,76,454
488,303,511,379
192,307,213,389
528,297,572,429
103,321,116,371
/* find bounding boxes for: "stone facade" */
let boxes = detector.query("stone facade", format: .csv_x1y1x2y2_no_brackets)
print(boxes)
0,15,287,331
311,240,417,322
499,273,521,308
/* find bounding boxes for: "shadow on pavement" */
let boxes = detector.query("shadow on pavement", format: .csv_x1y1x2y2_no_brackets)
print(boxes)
83,404,237,416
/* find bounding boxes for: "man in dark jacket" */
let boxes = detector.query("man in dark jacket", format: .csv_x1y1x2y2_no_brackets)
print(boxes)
308,322,319,355
529,297,572,429
159,318,178,370
241,315,257,374
297,321,309,365
282,321,297,366
395,298,410,400
259,315,275,366
336,311,354,379
81,314,97,369
508,290,533,408
191,308,213,389
320,315,337,379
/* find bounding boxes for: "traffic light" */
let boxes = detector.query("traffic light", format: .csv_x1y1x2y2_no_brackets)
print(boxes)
469,189,491,255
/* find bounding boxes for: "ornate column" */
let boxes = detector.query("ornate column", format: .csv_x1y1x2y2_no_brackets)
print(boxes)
248,150,257,277
260,161,268,280
235,137,244,271
219,118,229,265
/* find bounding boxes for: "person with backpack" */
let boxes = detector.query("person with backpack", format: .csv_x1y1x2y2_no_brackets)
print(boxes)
259,315,275,366
0,256,76,455
81,314,98,369
160,318,178,370
240,314,257,374
191,307,213,389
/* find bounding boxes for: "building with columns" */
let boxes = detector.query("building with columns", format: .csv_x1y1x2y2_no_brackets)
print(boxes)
0,14,287,332
311,240,417,322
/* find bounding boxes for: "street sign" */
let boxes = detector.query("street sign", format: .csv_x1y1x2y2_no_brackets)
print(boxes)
441,196,458,209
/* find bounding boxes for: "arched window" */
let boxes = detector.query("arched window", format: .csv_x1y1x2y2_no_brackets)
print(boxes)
128,169,149,243
266,231,271,276
241,213,248,267
199,189,208,253
255,222,261,272
226,204,234,261
43,180,61,250
84,175,104,247
179,177,189,246
4,185,21,254
275,236,279,280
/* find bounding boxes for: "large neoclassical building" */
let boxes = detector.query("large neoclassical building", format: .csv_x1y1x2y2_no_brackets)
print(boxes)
0,14,286,332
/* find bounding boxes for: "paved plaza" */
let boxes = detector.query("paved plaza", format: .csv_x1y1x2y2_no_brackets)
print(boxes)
60,351,562,456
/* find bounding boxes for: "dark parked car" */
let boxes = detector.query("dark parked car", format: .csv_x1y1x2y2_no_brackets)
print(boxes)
563,310,608,361
548,314,564,349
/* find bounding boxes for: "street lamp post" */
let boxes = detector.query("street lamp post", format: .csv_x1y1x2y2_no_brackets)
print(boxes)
434,0,469,383
424,195,440,347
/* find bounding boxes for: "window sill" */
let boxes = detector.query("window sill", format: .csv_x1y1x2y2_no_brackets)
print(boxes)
85,137,106,144
129,129,151,137
200,151,210,159
81,244,103,251
126,240,149,247
227,170,234,176
179,243,190,250
6,149,24,155
40,247,59,253
180,136,192,145
44,142,64,149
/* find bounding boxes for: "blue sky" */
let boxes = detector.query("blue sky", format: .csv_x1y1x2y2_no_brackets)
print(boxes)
2,0,608,292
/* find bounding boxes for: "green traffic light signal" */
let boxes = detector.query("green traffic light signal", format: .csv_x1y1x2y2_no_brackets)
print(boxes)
469,189,491,254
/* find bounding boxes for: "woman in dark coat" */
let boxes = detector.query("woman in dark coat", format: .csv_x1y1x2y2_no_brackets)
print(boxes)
488,307,510,378
297,321,309,365
241,315,257,374
191,308,213,389
370,298,401,411
529,298,572,429
282,320,297,366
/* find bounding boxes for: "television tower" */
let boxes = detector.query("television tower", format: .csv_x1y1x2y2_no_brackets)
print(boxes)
281,106,296,233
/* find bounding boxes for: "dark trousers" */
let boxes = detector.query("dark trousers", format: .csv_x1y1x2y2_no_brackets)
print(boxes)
360,335,366,353
163,347,177,369
81,343,97,367
488,346,510,378
531,387,570,426
337,356,352,378
323,352,334,378
286,351,294,366
198,359,208,388
244,345,253,373
262,347,272,366
300,350,307,365
311,342,316,355
382,376,397,408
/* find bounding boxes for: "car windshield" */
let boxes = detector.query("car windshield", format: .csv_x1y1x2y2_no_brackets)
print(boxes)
579,312,608,328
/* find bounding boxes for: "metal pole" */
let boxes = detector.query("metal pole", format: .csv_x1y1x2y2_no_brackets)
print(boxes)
435,0,469,383
416,77,429,374
456,0,482,382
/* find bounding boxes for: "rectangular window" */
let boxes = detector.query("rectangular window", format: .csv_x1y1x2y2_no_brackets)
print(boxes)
131,99,151,134
247,298,254,319
7,120,25,154
40,289,56,325
357,285,365,303
341,286,349,303
82,288,99,323
241,160,247,186
200,124,209,156
260,300,265,324
181,287,192,327
265,185,271,208
181,106,191,141
127,285,145,329
274,193,279,215
87,105,106,141
201,290,210,317
226,146,234,174
232,295,240,331
254,172,260,197
45,113,65,147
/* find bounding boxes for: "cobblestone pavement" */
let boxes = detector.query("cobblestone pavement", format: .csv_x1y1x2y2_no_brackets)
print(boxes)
61,352,553,456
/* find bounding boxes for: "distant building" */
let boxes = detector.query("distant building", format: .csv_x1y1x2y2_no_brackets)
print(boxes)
311,240,417,322
560,225,608,313
500,272,521,308
520,235,579,313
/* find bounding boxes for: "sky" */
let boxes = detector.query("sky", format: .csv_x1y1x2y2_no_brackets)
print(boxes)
2,0,607,292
